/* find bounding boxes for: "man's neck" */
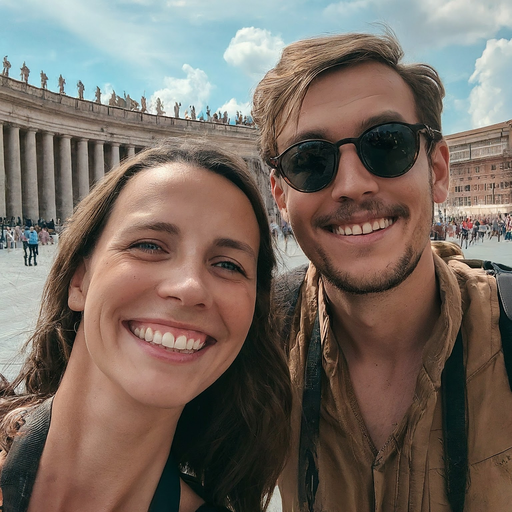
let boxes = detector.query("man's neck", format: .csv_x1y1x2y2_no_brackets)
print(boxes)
323,248,440,364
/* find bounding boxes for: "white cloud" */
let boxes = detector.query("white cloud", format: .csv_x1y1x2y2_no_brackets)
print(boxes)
150,64,213,115
223,27,285,79
468,38,512,127
324,0,512,49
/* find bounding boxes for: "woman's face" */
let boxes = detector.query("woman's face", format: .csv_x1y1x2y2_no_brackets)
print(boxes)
68,163,260,410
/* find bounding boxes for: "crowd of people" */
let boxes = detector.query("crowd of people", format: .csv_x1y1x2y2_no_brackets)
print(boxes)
431,213,512,247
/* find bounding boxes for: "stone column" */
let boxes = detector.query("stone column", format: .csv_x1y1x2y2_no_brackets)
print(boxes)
93,141,105,183
58,135,73,221
5,125,22,220
109,142,120,170
77,138,89,200
0,124,5,218
22,128,39,221
127,145,136,159
41,131,56,221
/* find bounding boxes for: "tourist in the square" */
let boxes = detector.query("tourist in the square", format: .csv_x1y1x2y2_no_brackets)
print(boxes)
27,226,38,266
38,227,50,246
0,143,291,511
253,30,512,511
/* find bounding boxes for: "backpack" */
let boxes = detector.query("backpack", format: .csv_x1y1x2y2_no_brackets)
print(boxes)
276,260,512,512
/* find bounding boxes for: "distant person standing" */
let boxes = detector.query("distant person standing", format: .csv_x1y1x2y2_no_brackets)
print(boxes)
28,226,38,266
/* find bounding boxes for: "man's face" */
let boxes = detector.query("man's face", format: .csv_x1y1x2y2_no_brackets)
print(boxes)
272,62,449,294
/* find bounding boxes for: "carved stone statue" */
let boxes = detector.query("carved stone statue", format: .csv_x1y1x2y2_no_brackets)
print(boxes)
58,74,66,94
156,98,165,116
109,90,117,106
222,111,228,124
184,109,190,120
77,80,85,100
190,105,196,120
40,71,48,89
140,95,147,113
2,56,11,77
95,86,101,103
20,62,30,83
206,105,211,122
173,101,181,118
129,96,140,111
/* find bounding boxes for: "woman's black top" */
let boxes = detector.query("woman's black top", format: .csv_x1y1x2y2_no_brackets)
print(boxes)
0,399,228,512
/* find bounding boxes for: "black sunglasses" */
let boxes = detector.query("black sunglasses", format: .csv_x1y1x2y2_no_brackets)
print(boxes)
269,122,442,193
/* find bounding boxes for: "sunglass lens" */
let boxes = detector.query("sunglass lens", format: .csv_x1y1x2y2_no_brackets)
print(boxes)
361,124,418,177
281,141,337,192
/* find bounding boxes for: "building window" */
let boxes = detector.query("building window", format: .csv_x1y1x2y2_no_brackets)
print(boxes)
491,164,496,170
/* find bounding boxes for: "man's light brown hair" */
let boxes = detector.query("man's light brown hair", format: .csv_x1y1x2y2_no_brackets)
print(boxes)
252,31,445,168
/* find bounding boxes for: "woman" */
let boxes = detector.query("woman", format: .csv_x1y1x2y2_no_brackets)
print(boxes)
0,142,292,511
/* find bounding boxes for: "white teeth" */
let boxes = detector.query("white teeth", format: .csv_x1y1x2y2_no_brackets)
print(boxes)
130,324,206,352
162,332,175,348
174,335,187,350
362,222,372,234
333,218,393,237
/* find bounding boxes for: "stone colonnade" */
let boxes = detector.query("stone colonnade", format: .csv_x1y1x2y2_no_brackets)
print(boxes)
0,123,138,222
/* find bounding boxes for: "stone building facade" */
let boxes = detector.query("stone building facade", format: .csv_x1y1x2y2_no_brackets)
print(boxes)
442,120,512,219
0,75,274,224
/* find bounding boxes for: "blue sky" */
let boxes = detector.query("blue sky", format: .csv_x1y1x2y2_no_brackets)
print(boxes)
1,0,512,135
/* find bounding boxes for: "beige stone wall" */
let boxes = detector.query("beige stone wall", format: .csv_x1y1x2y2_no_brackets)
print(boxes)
0,75,275,222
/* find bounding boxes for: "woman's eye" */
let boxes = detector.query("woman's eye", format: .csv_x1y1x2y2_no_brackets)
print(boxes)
131,241,162,253
214,260,245,275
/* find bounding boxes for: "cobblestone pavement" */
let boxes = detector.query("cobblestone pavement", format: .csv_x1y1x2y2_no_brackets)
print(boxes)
0,235,510,512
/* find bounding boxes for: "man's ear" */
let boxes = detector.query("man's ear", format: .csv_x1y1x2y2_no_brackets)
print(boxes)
431,140,450,204
270,171,290,223
68,261,88,312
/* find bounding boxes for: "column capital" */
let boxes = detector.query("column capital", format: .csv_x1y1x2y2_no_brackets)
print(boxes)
110,142,120,147
59,133,72,140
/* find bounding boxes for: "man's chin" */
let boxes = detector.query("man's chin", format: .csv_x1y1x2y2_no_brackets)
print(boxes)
319,248,421,295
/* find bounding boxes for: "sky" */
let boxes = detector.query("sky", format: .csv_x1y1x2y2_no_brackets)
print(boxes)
1,0,512,135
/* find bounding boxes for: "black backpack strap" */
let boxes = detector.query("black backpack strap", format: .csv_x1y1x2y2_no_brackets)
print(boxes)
298,310,321,512
274,264,322,511
483,261,512,389
441,329,467,512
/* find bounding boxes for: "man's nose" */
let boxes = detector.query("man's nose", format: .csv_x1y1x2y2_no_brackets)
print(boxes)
328,145,380,202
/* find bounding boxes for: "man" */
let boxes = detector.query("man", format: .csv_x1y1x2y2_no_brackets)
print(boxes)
253,32,512,511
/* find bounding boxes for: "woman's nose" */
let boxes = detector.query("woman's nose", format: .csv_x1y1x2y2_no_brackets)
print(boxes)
155,262,213,309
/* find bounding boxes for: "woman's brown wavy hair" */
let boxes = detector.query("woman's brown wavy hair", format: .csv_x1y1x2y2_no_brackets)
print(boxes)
0,141,292,511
